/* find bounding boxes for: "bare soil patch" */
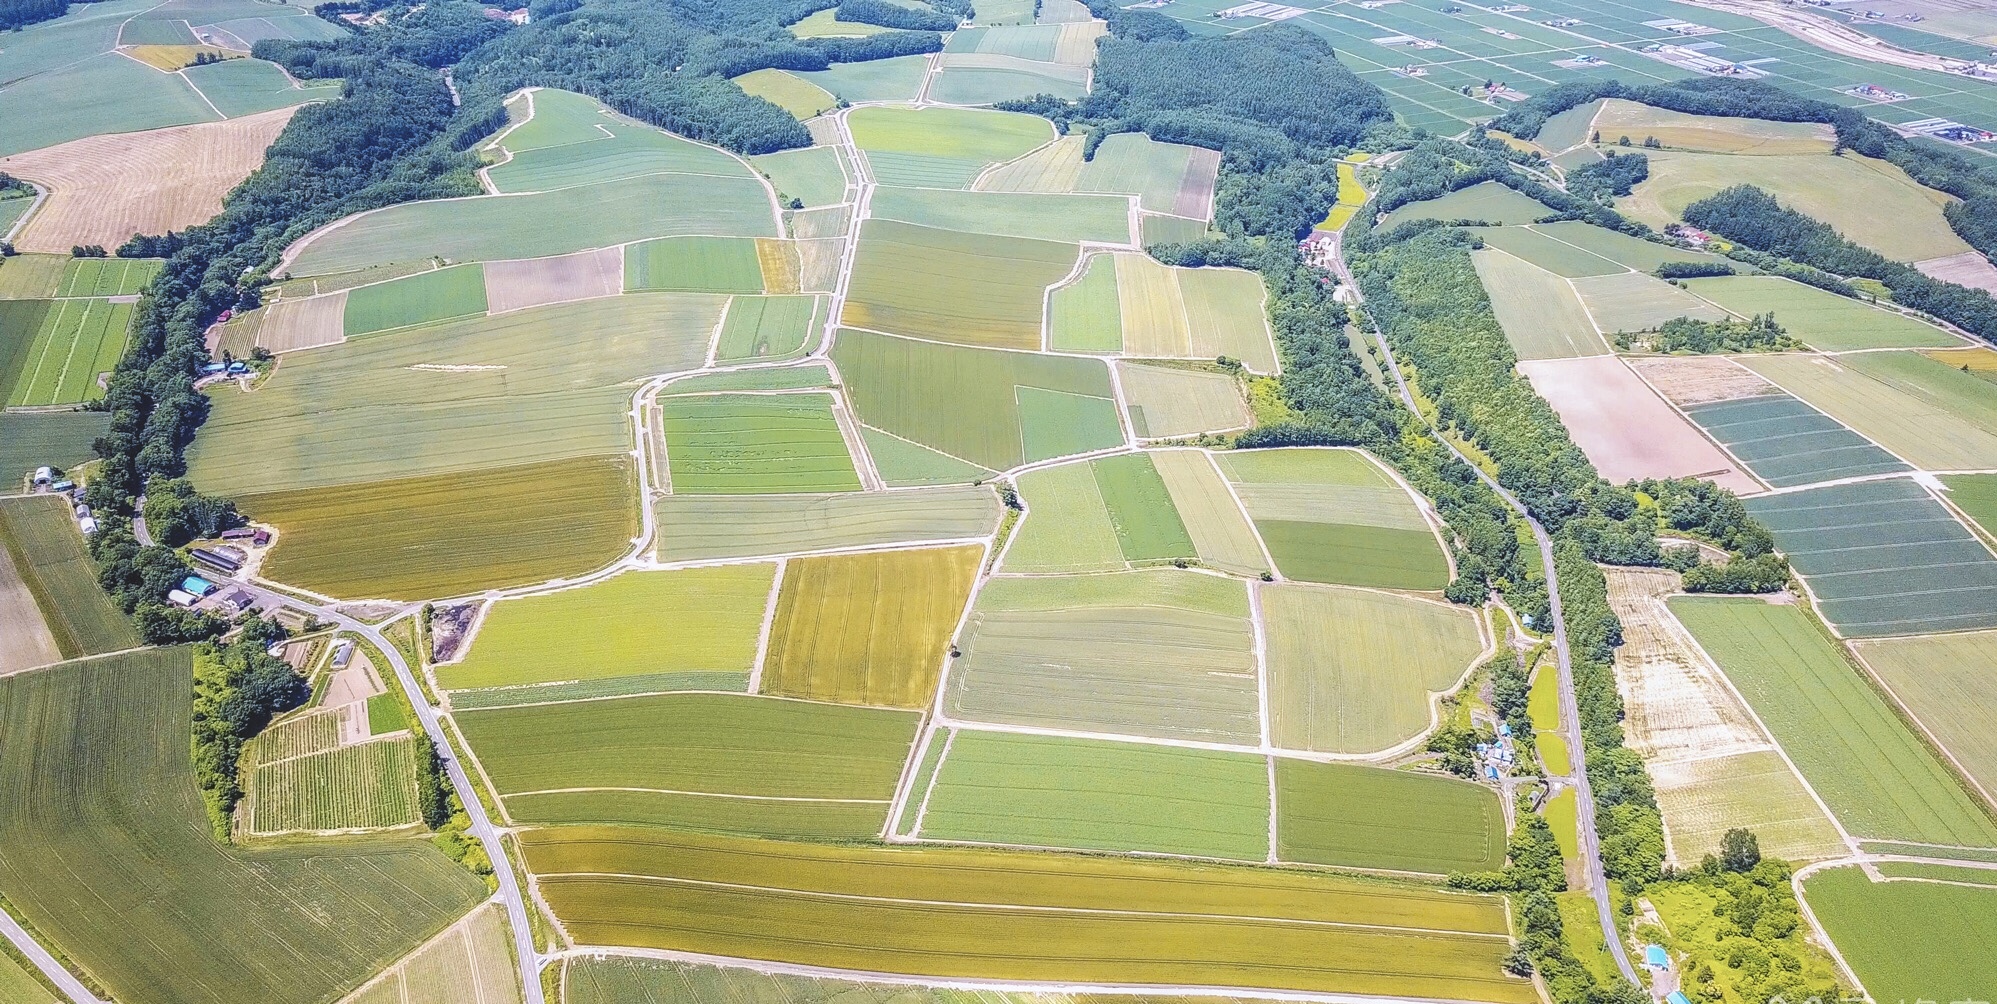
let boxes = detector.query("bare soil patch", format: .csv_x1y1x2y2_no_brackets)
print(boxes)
1607,566,1772,762
1627,353,1778,407
482,247,622,314
1174,147,1221,221
0,107,299,253
1519,355,1760,494
1916,250,1997,295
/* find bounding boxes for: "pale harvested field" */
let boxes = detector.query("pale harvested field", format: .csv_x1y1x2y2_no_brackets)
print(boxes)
0,107,298,253
791,206,850,241
0,541,60,674
976,135,1085,194
1052,21,1106,64
1916,251,1997,295
1176,147,1221,220
1116,253,1190,356
1590,98,1836,155
1606,567,1845,864
1118,363,1249,438
1627,354,1777,407
1518,356,1760,494
484,247,623,314
797,238,844,293
1150,449,1269,577
341,902,522,1004
255,292,348,353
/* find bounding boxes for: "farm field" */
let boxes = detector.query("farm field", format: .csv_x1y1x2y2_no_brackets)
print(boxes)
1048,254,1279,372
0,524,61,674
346,903,523,1004
867,187,1130,244
915,731,1272,861
794,56,931,104
1218,448,1450,591
436,564,775,692
485,105,748,194
1262,583,1486,755
652,485,1002,562
1738,351,1997,471
247,736,422,834
714,296,818,360
1150,449,1271,577
841,220,1076,350
0,495,138,658
1681,276,1962,351
521,827,1533,1002
659,393,861,494
749,147,847,208
1743,479,1997,637
1003,455,1195,572
1519,356,1761,495
1475,226,1627,278
1526,221,1733,272
1803,866,1997,1004
55,257,162,297
1670,596,1997,847
482,246,626,314
1852,630,1997,805
241,455,641,601
625,236,766,293
1378,182,1552,230
944,570,1262,745
1589,99,1836,155
342,264,488,336
1681,393,1910,489
0,649,483,1004
846,106,1051,189
1119,363,1250,438
1569,271,1728,335
1948,473,1997,538
1274,760,1506,874
732,68,838,120
1470,249,1603,360
3,297,132,407
762,546,980,709
1629,354,1781,408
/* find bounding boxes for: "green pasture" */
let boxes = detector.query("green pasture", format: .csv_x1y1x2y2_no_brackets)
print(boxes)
847,106,1050,188
56,257,161,297
715,295,817,361
665,363,830,395
1571,271,1728,334
1379,182,1552,230
1476,226,1625,278
794,55,930,104
500,88,614,153
1471,250,1604,360
244,455,640,600
1143,213,1209,244
842,220,1077,350
342,264,487,336
1263,584,1484,755
626,236,765,293
0,411,108,477
1048,253,1121,352
868,187,1130,244
863,426,996,487
522,826,1529,1002
1670,596,1997,847
188,293,722,496
0,650,483,1004
287,174,776,276
1079,133,1205,215
1275,760,1506,874
660,392,861,494
0,51,215,157
1854,630,1997,809
945,570,1261,745
3,298,131,407
919,731,1271,861
929,62,1089,105
1740,350,1997,470
832,328,1119,470
1684,276,1960,351
1122,364,1248,438
1804,866,1997,1004
946,24,1060,59
457,691,920,802
653,485,1002,562
732,68,838,120
0,495,137,658
489,118,747,194
182,57,339,118
438,563,774,692
750,146,847,208
1947,473,1997,538
1529,221,1731,272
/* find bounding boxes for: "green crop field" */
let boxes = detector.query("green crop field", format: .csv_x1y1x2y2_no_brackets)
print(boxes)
1092,452,1196,561
653,485,1002,561
1740,351,1997,471
1948,473,1997,538
626,236,766,293
565,956,1305,1004
928,61,1090,106
846,106,1050,188
1079,132,1210,216
1571,271,1728,334
0,951,55,1004
188,293,721,496
918,731,1271,861
4,298,131,406
666,362,830,395
342,264,488,336
868,187,1130,245
749,146,847,208
1219,448,1449,590
0,50,215,158
762,545,980,709
448,672,749,711
0,257,66,299
182,57,341,117
287,174,777,276
487,108,749,194
1528,222,1732,272
0,649,483,1004
1177,267,1279,373
1742,479,1997,637
1048,253,1121,352
1151,449,1269,576
1804,866,1997,1004
1274,760,1505,874
842,220,1077,350
1684,276,1960,351
1853,630,1997,808
1121,364,1249,438
436,563,775,692
0,411,108,478
254,710,342,762
732,68,838,120
1003,461,1128,573
56,257,162,297
794,56,931,104
497,88,617,152
1670,596,1997,846
1682,393,1909,490
243,455,641,601
458,692,918,835
660,392,861,493
1263,584,1484,755
1471,250,1604,360
832,328,1120,470
945,570,1261,744
1476,226,1626,278
863,426,995,486
715,295,817,361
521,826,1530,1002
248,737,422,833
1379,182,1553,231
0,495,138,658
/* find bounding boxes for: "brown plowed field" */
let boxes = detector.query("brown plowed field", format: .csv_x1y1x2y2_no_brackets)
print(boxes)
1915,250,1997,295
1173,147,1220,221
1626,354,1778,407
483,247,623,314
0,107,298,253
1518,355,1761,494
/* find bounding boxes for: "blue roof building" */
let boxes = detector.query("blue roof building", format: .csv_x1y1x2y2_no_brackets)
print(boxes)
1645,945,1670,969
1498,722,1513,737
181,575,216,596
1484,765,1500,780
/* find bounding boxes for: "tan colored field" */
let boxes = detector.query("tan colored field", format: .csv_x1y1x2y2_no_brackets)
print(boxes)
122,45,236,71
1518,356,1760,494
1852,630,1997,808
1116,253,1191,356
1053,21,1107,64
341,902,523,1004
0,107,299,253
1176,147,1220,220
1627,354,1777,407
483,247,622,314
255,292,347,353
1924,345,1997,373
757,237,801,294
0,542,60,674
1606,567,1846,864
797,238,843,293
1590,98,1836,155
976,135,1085,194
1916,250,1997,295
